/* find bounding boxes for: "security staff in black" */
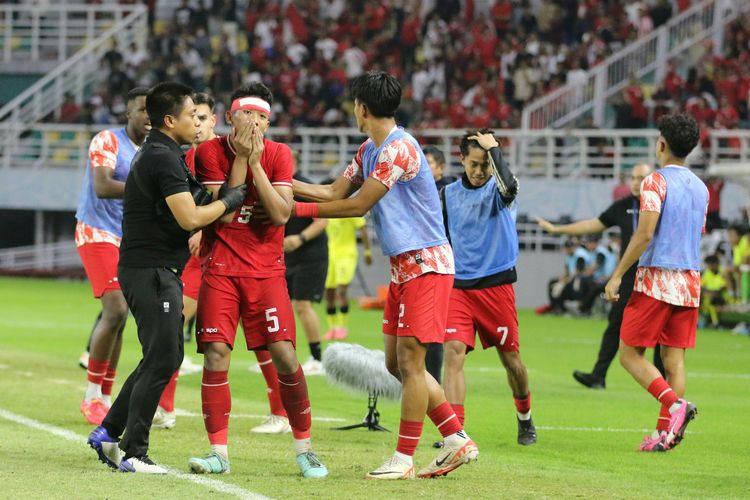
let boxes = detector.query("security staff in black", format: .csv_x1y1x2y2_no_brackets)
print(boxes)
91,82,246,474
536,163,664,389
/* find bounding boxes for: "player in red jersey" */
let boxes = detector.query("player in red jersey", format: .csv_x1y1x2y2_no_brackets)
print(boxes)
152,92,217,430
187,83,327,478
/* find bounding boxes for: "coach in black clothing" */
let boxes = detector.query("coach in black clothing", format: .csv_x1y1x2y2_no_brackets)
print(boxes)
536,163,665,389
94,82,246,473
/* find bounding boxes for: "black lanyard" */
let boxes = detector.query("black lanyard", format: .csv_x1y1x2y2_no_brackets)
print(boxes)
632,197,639,232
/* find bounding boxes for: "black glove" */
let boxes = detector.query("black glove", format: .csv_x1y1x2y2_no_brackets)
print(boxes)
218,183,247,215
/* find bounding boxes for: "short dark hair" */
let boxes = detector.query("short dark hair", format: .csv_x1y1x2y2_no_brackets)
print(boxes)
349,71,401,118
126,87,149,103
422,146,445,165
230,82,273,106
657,113,699,158
146,82,193,129
704,254,719,265
459,128,495,156
192,92,215,111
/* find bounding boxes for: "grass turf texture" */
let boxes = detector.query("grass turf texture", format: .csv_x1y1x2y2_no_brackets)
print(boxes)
0,276,748,499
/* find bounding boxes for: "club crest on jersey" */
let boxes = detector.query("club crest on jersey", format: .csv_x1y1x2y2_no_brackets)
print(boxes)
415,253,423,265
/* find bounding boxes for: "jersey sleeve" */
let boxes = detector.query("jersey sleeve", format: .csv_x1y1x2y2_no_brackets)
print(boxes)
88,130,119,170
195,141,226,186
640,172,666,213
370,138,420,189
597,200,620,227
270,143,293,188
153,150,190,198
342,142,366,186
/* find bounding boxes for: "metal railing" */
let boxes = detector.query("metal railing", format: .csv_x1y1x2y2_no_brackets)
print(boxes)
2,123,748,179
0,221,585,272
0,240,81,271
521,0,745,129
0,5,147,126
0,3,144,67
0,5,147,173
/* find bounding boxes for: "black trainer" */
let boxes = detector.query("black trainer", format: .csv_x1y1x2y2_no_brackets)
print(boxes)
573,370,605,389
517,417,537,445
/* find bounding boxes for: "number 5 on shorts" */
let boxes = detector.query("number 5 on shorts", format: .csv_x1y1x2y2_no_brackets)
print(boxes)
265,307,279,333
497,326,508,346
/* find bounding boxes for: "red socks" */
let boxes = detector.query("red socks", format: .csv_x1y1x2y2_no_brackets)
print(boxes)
158,370,179,412
656,405,671,432
396,420,424,456
256,350,287,417
202,369,230,445
647,378,679,408
277,366,311,440
451,404,465,427
514,392,532,414
428,401,462,437
87,358,109,386
101,367,116,397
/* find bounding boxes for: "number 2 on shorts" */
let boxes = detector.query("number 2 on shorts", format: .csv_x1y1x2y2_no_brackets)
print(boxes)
397,303,405,328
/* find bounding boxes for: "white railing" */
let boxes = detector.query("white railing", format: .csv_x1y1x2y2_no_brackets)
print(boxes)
0,5,147,172
521,0,745,129
1,123,748,179
0,240,81,271
0,3,144,67
0,222,583,272
0,5,147,126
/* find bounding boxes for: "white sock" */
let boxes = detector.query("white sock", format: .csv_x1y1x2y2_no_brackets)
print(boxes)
294,438,311,455
393,451,413,465
84,382,102,401
669,400,682,414
101,394,112,407
211,444,228,460
444,430,469,447
517,410,531,421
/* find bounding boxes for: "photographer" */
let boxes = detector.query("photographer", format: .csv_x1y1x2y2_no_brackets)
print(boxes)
87,82,246,474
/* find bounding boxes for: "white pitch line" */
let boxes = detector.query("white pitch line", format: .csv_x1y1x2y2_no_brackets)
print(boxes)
173,408,346,422
536,425,699,435
687,372,750,380
0,408,270,500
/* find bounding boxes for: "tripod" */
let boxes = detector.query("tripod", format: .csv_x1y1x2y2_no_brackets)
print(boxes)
332,392,390,432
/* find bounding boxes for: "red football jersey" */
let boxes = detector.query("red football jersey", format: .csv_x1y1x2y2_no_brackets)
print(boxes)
194,135,293,277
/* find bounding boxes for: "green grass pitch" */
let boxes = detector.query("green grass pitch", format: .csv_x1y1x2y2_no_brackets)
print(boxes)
0,276,748,498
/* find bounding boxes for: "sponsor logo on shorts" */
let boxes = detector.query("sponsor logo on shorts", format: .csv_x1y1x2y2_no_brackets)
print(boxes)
163,302,170,312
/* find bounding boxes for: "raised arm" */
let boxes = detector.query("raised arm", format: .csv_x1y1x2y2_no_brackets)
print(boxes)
293,175,359,202
536,217,607,235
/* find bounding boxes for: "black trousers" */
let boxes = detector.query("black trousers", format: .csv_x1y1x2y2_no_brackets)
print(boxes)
102,266,184,458
591,277,665,380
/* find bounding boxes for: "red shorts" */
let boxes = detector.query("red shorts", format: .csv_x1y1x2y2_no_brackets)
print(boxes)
445,284,519,353
383,272,453,344
196,274,296,352
77,242,120,298
182,256,202,300
620,291,698,348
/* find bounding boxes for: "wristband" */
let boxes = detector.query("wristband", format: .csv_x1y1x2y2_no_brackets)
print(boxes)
295,202,320,218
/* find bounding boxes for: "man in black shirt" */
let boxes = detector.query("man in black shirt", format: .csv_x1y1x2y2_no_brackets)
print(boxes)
87,82,247,474
282,156,329,377
537,164,665,389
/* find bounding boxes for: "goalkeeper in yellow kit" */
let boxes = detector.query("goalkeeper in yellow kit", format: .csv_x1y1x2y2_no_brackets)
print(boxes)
324,216,372,339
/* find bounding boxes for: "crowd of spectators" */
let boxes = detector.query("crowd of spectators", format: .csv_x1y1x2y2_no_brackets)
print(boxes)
612,12,750,142
56,0,685,130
